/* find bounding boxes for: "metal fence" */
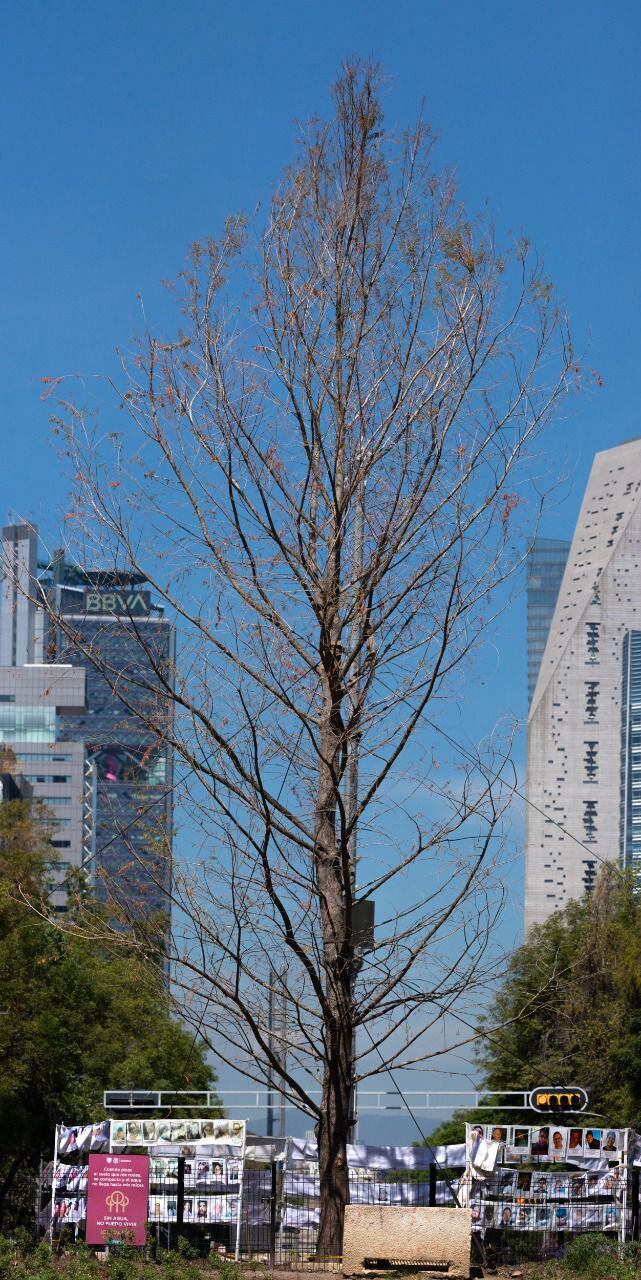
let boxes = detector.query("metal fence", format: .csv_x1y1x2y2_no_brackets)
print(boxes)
466,1166,637,1267
34,1159,640,1268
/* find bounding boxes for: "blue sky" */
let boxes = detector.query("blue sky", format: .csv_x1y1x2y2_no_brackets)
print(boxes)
3,0,640,1140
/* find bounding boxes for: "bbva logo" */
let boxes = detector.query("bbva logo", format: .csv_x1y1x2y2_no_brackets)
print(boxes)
84,590,150,616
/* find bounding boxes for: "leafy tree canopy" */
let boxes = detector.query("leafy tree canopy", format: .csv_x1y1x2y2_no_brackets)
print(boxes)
0,798,215,1224
423,866,641,1147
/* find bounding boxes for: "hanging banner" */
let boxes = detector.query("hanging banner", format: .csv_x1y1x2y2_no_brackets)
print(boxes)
57,1122,110,1154
466,1123,624,1164
110,1117,245,1147
286,1137,466,1169
86,1154,149,1246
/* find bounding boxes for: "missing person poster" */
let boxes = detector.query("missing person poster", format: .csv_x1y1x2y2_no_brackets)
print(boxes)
111,1118,246,1148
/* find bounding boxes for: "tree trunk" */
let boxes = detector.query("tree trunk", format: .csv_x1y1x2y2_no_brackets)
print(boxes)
316,1019,353,1257
314,653,354,1258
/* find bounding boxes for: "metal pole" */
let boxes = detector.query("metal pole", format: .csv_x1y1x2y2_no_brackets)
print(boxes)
347,467,365,1145
234,1124,247,1261
269,1161,278,1266
622,1127,630,1246
278,970,287,1139
49,1126,59,1245
177,1158,184,1235
631,1168,639,1242
266,972,275,1138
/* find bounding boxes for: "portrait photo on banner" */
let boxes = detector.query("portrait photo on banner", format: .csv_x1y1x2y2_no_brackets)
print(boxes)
530,1126,550,1156
584,1128,602,1154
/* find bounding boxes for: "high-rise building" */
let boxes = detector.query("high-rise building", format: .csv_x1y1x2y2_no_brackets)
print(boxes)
0,524,174,921
48,561,175,918
525,438,641,931
620,630,641,874
526,538,571,706
0,663,88,910
0,525,88,911
1,524,44,666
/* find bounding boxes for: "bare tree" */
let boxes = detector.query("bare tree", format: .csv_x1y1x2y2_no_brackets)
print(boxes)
36,64,571,1252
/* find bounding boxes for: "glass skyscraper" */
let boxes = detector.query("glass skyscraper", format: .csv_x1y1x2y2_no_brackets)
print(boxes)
45,560,175,920
526,538,570,706
0,524,174,923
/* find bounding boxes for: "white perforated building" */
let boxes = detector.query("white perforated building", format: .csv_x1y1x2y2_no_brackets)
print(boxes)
525,438,641,931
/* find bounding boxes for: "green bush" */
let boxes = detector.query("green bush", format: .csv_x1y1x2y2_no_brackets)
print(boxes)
560,1233,634,1280
26,1241,59,1280
209,1258,245,1280
175,1238,199,1261
105,1248,139,1280
0,1237,17,1280
65,1242,100,1280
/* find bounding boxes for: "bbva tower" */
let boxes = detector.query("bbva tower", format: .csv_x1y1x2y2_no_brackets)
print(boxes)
525,438,641,931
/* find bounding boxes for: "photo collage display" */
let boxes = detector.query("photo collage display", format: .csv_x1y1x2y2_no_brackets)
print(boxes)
52,1169,87,1228
110,1118,245,1148
52,1128,109,1230
51,1121,246,1231
467,1165,626,1235
52,1197,87,1225
148,1196,240,1224
467,1124,623,1163
53,1164,89,1192
147,1155,242,1224
482,1169,625,1198
470,1202,622,1233
56,1122,110,1155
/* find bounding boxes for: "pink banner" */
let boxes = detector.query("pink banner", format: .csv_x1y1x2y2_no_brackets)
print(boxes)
86,1154,149,1246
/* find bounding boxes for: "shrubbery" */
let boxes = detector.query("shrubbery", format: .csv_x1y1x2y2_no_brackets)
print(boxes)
0,1238,260,1280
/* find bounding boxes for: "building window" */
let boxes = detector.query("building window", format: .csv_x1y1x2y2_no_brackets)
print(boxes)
15,752,72,762
586,621,600,660
582,859,598,892
585,682,599,721
583,800,598,841
0,705,56,743
584,741,598,780
24,774,72,783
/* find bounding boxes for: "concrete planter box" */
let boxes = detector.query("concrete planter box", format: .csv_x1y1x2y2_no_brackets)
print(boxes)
342,1205,472,1278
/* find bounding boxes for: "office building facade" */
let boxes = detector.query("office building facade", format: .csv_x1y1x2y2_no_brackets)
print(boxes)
0,525,89,910
526,539,571,706
51,567,175,917
0,524,174,919
0,663,88,910
525,438,641,930
620,630,641,874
